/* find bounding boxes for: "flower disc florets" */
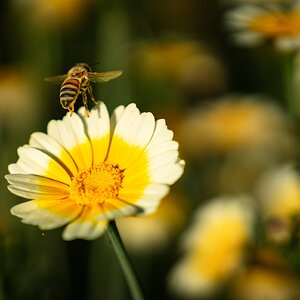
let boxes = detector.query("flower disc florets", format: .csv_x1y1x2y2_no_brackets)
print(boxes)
70,162,124,206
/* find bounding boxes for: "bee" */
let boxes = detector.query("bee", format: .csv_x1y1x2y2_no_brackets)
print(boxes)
45,63,122,117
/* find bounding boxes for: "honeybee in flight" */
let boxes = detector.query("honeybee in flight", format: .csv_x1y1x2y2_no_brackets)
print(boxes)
45,63,122,117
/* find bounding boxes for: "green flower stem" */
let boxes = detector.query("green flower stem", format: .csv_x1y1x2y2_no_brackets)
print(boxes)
107,221,145,300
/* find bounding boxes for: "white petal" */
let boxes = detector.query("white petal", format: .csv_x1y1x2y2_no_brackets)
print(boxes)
10,200,77,230
230,31,264,46
29,132,78,176
47,113,93,169
63,222,107,241
78,102,111,163
78,102,110,140
15,146,71,184
131,184,170,215
225,12,254,29
47,113,85,147
112,103,139,136
145,119,185,183
5,174,69,200
95,199,142,221
110,104,126,132
150,160,185,184
146,119,174,151
225,5,267,28
275,36,300,52
62,208,108,241
133,112,155,147
8,163,25,174
5,174,69,189
7,186,67,200
149,150,180,171
112,104,155,147
147,141,179,159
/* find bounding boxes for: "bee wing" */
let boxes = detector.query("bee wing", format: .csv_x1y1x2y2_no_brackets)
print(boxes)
44,74,68,83
88,70,123,83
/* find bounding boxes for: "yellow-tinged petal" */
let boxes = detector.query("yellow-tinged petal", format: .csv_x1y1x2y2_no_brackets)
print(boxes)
11,199,81,230
110,104,126,131
6,174,69,200
108,136,150,170
78,102,110,163
95,198,143,221
29,132,78,176
62,207,108,240
108,136,151,208
34,198,81,219
16,146,71,184
47,114,93,169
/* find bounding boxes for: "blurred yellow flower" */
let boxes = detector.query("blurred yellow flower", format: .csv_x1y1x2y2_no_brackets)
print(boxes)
178,96,295,157
257,164,300,218
131,40,227,98
14,0,91,27
225,2,300,51
0,68,41,137
117,191,188,253
5,102,184,240
168,196,254,297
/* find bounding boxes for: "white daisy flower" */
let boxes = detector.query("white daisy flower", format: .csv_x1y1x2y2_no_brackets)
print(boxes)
5,102,184,241
225,1,300,51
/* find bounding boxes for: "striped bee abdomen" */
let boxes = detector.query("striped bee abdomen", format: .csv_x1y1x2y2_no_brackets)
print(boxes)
60,79,80,108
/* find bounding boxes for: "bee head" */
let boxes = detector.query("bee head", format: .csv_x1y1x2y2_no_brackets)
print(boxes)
75,63,91,72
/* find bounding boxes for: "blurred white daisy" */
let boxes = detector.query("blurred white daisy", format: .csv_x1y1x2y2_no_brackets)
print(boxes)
225,2,300,51
5,102,184,241
14,0,92,28
168,196,254,298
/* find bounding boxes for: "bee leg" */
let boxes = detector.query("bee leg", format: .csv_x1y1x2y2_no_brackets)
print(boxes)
82,92,90,117
88,86,97,104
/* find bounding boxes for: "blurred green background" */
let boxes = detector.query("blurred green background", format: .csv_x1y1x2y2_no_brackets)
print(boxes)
1,0,300,299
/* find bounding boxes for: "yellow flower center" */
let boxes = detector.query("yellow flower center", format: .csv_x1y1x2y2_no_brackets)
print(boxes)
250,12,300,37
70,162,124,206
